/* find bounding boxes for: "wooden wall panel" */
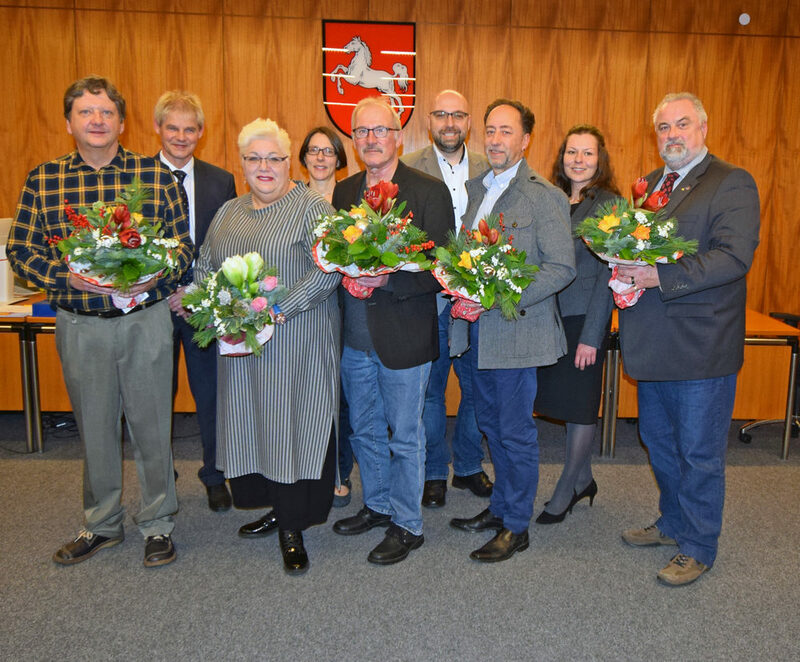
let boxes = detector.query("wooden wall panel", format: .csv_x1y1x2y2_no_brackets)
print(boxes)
224,0,367,19
76,0,223,12
370,0,511,26
512,0,650,32
0,7,77,215
649,0,789,37
786,0,800,35
73,9,228,169
644,32,782,311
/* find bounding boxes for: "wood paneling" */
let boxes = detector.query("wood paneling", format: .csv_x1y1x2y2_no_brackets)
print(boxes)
76,0,223,13
0,330,24,410
74,9,228,168
0,7,76,216
512,0,650,32
223,0,367,19
370,0,511,26
648,0,789,37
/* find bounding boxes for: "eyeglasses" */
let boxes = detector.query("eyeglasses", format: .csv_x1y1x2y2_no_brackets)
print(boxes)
306,146,336,157
352,126,398,140
242,154,289,167
430,111,469,121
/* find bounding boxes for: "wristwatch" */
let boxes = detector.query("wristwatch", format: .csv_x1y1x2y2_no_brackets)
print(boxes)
272,303,286,325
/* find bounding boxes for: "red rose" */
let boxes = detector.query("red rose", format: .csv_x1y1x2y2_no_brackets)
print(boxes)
364,180,399,214
642,190,669,212
119,228,142,248
631,177,648,205
111,204,132,229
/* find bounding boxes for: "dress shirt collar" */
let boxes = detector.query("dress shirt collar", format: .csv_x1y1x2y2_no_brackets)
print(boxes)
662,146,708,183
159,152,195,176
482,158,522,192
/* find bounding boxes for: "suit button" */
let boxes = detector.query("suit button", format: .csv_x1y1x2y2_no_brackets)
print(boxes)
512,222,518,228
519,309,526,316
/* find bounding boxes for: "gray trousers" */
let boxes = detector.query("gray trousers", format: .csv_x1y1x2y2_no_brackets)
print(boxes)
55,300,177,538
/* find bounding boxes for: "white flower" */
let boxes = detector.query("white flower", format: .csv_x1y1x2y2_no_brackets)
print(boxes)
635,211,648,224
184,283,199,294
635,239,651,250
218,289,232,305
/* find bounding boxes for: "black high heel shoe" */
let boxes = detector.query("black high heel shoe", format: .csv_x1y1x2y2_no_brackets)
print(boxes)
570,479,598,508
535,495,574,525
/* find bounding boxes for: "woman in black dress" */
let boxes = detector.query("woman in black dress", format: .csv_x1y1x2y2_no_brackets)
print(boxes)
534,125,619,523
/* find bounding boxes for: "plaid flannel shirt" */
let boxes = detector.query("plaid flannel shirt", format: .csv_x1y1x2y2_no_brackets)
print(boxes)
7,146,193,311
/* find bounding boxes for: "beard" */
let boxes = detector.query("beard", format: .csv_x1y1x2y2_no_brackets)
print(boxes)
433,130,466,154
660,140,691,169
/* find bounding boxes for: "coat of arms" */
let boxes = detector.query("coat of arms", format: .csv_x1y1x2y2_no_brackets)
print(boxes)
323,20,416,135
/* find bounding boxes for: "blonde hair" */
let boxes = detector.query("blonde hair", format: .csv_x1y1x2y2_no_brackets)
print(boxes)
237,118,291,155
154,90,205,128
351,97,402,131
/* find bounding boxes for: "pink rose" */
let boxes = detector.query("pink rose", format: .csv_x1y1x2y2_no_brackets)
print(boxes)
250,297,268,312
261,276,278,291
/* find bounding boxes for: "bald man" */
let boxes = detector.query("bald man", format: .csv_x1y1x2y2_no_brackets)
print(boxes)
402,90,492,509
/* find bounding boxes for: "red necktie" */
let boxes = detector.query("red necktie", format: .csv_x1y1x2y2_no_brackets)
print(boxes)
660,172,679,195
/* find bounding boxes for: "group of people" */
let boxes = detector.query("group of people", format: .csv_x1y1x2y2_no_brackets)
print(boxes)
7,74,760,587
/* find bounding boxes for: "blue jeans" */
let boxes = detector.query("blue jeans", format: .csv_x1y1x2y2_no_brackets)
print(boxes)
341,346,430,536
468,323,539,534
422,305,485,480
637,374,737,567
337,379,354,484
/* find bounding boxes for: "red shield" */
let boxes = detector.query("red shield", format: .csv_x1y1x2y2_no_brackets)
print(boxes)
323,20,416,136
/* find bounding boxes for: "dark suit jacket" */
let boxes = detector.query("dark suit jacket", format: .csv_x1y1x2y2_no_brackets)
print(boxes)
557,188,617,349
332,160,453,370
156,155,237,253
618,153,760,381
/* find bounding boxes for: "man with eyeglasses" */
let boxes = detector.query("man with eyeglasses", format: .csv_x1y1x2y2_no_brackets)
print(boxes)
331,96,452,565
401,89,492,509
154,90,237,513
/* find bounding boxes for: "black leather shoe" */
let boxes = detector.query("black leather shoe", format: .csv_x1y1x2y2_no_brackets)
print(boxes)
206,483,232,512
470,528,529,563
53,530,123,565
238,510,279,538
450,508,503,533
367,524,424,565
332,506,391,536
144,534,176,567
422,479,446,508
452,471,493,497
279,529,309,575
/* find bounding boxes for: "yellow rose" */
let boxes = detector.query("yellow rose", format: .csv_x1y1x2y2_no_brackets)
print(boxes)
130,212,143,225
342,225,363,244
631,224,651,240
597,214,621,233
349,207,367,220
355,219,369,230
458,251,473,269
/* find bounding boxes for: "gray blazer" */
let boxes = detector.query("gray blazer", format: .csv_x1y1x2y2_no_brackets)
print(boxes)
401,144,489,182
463,159,576,369
558,189,617,349
618,153,760,381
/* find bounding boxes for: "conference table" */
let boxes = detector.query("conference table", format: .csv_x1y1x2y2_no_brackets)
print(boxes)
2,302,798,459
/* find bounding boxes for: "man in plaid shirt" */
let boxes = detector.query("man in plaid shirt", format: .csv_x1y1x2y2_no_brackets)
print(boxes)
7,75,193,568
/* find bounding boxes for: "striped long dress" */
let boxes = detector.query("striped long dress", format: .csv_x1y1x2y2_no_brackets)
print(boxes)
195,184,341,484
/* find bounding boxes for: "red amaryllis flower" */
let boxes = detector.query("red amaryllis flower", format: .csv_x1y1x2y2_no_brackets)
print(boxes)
641,190,669,212
631,177,648,205
111,204,132,229
364,181,399,214
119,228,142,248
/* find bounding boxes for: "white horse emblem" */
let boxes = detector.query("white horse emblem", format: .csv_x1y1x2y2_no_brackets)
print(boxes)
328,36,410,117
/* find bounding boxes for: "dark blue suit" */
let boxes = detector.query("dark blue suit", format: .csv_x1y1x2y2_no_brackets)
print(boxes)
170,157,236,486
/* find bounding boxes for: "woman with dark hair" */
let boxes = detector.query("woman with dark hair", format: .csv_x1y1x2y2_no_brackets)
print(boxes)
299,126,348,203
534,125,620,524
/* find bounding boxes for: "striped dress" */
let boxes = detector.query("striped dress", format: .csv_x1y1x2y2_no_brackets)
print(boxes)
195,184,341,484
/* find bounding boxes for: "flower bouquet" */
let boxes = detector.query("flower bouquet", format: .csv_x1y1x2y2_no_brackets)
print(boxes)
52,177,181,307
574,178,698,266
433,214,539,320
182,252,288,356
312,181,435,277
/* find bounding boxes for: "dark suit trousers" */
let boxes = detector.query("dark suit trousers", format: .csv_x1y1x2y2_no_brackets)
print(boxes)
172,312,224,486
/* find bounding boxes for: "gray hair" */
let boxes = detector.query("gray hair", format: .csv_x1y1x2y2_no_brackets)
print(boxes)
237,118,291,155
351,96,402,131
652,92,708,126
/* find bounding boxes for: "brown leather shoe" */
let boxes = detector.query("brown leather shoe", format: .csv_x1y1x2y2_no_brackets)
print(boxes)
143,534,176,567
422,480,446,508
469,528,529,563
452,471,493,497
622,524,677,547
53,530,123,565
450,508,503,533
657,553,708,586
